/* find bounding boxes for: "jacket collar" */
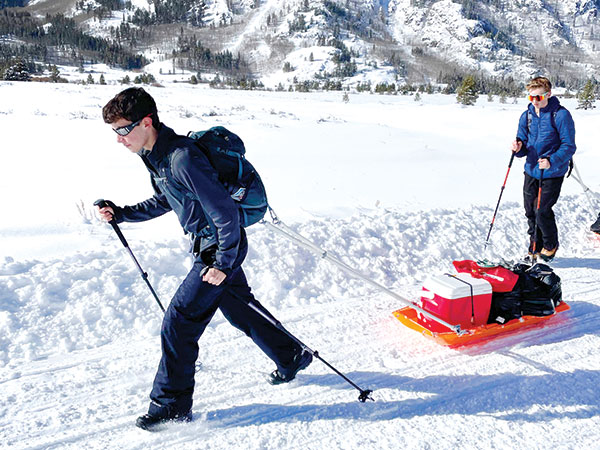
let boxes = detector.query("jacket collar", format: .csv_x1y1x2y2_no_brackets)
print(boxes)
139,123,177,165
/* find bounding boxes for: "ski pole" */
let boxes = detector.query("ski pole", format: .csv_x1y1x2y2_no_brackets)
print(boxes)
262,208,464,334
228,289,374,403
94,199,166,313
484,151,515,251
531,169,545,259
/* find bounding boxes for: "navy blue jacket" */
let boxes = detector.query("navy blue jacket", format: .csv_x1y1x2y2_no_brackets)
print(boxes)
113,124,243,273
515,96,576,179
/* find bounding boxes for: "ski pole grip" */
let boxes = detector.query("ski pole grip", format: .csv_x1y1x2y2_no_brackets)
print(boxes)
508,151,515,167
94,199,129,248
94,199,109,209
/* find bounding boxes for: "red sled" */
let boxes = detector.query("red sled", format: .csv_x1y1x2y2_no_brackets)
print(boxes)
393,260,570,347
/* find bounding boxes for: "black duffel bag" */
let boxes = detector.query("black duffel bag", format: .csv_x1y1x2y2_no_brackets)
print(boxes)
487,263,562,324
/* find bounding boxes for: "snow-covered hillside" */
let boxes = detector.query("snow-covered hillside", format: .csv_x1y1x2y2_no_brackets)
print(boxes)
1,81,600,448
388,0,600,80
19,0,600,86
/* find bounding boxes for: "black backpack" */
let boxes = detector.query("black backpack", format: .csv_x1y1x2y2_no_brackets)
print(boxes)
186,126,269,227
488,263,562,324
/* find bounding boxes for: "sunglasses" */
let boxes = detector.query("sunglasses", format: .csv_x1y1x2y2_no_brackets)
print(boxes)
527,92,549,102
113,114,152,136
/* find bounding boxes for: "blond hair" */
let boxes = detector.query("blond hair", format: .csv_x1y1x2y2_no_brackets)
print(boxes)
526,77,552,92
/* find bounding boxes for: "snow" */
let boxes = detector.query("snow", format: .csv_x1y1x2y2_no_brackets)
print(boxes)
226,0,280,54
2,80,600,448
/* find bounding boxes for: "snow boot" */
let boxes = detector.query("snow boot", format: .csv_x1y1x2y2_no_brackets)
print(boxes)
135,410,192,431
539,246,558,262
591,214,600,234
268,349,313,385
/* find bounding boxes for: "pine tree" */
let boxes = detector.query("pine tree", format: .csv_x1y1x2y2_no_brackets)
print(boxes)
456,75,479,106
577,79,596,110
49,65,61,83
3,60,31,81
99,74,106,85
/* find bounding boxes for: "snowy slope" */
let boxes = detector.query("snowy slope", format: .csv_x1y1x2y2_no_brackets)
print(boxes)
1,81,600,448
18,0,600,84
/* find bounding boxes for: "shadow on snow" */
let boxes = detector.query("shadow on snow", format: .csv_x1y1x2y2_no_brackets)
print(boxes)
202,368,599,426
201,301,600,427
552,257,600,270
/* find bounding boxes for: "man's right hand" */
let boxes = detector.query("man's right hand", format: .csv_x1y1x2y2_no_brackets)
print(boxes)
202,267,227,286
510,140,522,153
97,205,115,222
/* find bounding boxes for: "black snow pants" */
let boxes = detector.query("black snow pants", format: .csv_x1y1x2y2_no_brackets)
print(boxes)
523,172,564,252
148,261,301,416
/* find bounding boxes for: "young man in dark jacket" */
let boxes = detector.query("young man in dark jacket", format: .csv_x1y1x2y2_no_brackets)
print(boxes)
510,77,576,262
97,87,312,431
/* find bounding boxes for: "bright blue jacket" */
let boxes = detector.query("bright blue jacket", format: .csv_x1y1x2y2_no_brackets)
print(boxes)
515,96,576,179
112,124,243,274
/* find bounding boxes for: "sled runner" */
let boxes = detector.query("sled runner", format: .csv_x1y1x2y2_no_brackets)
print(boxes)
392,260,570,347
393,301,570,347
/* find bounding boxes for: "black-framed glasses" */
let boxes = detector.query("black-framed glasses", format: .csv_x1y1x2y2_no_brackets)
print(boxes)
113,114,152,136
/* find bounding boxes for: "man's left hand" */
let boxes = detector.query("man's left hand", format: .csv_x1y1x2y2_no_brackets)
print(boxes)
538,158,551,169
203,268,227,286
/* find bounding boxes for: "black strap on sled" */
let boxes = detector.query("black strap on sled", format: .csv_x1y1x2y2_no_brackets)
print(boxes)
446,274,475,324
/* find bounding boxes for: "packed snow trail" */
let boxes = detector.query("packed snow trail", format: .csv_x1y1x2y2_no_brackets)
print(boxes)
2,197,600,449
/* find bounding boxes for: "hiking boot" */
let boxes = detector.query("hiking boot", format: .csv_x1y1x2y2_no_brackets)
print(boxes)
591,214,600,234
539,247,558,262
268,350,313,385
135,410,192,431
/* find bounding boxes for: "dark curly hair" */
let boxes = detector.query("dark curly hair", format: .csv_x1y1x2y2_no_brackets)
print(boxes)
102,87,160,128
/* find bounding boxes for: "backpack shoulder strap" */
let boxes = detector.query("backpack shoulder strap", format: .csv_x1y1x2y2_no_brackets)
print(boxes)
551,107,574,178
167,149,198,201
550,108,559,132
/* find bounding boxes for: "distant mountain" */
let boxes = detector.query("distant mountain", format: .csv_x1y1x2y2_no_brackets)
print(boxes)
4,0,600,89
388,0,600,84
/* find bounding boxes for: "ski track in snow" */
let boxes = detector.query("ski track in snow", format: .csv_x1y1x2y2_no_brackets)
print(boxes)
2,82,600,448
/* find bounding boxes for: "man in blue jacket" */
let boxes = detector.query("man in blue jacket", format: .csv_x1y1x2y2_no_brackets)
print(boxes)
96,87,312,431
511,76,576,262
